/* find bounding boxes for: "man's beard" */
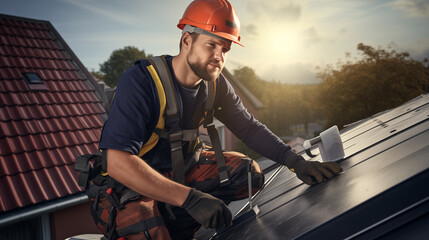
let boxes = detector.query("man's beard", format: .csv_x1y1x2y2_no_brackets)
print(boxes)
187,50,222,81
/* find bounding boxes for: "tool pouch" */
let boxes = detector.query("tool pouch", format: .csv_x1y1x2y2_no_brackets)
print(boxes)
75,153,171,240
89,183,170,240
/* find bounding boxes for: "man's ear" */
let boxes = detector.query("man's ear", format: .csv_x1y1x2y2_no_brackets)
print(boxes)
181,32,192,50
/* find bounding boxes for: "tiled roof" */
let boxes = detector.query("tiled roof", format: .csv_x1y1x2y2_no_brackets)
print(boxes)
0,14,105,213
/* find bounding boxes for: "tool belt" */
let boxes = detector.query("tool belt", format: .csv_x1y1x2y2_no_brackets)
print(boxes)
75,153,168,240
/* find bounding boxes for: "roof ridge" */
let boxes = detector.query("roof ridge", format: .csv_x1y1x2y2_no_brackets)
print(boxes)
0,14,51,27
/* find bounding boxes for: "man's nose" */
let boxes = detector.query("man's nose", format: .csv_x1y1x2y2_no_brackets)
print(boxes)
213,48,224,62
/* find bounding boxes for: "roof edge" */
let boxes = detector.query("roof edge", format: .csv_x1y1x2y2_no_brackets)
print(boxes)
0,193,88,227
0,13,51,25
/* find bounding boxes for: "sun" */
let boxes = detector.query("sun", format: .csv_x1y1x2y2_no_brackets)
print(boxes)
263,27,302,60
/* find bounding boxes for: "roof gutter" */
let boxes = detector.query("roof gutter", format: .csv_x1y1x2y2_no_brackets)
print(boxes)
0,193,88,227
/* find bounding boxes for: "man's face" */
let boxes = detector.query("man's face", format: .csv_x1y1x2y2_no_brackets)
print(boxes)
186,34,231,81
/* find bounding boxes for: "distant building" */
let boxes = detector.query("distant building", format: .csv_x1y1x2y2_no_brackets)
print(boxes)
290,121,325,138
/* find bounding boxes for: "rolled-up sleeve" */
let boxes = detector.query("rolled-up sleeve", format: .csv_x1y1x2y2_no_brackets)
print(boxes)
99,63,159,155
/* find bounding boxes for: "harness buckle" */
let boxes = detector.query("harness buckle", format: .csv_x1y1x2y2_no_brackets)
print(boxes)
169,130,182,143
169,130,183,152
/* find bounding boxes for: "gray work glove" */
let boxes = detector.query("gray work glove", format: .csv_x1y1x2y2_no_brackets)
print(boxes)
285,153,343,185
181,188,232,229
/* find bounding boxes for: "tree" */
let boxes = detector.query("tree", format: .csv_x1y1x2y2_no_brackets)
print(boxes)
317,43,429,129
233,66,322,137
233,66,268,100
99,46,152,87
90,70,105,81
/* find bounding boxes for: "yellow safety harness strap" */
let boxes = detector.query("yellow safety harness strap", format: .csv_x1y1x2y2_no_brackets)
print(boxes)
138,64,167,157
149,56,186,184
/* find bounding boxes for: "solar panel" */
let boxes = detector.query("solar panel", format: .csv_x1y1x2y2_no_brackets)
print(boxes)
195,94,429,239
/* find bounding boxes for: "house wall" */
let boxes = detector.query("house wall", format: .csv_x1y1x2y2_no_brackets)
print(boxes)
50,202,100,240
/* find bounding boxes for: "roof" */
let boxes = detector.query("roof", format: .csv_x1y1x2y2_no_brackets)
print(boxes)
196,93,429,239
0,14,105,213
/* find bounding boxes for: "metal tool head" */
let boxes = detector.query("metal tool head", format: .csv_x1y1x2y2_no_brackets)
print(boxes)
304,125,345,162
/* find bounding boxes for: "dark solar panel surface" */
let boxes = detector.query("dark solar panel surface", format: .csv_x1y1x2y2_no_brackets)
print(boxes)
196,94,429,239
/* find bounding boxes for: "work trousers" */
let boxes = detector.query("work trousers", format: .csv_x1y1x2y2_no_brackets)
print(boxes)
94,150,264,240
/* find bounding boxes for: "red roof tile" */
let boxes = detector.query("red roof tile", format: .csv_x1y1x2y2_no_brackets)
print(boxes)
0,14,106,213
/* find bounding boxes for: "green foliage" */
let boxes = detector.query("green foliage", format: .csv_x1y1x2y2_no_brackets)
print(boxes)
90,71,105,81
99,46,152,87
233,67,323,137
233,66,268,100
317,43,429,128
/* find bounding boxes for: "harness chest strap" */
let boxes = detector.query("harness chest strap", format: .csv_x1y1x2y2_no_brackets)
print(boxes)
150,56,186,184
203,80,231,186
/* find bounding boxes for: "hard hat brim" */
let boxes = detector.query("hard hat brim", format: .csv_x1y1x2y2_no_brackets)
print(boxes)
181,24,244,47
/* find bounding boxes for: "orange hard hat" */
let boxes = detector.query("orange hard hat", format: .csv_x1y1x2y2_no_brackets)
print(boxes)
178,0,243,47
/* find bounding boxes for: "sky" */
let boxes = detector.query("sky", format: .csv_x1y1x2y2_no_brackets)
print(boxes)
1,0,428,84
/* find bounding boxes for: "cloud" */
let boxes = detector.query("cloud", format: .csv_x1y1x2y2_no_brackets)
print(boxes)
391,0,429,17
384,40,429,62
300,27,322,47
246,1,302,22
242,24,258,37
61,0,142,25
276,4,302,22
418,48,429,62
403,44,429,62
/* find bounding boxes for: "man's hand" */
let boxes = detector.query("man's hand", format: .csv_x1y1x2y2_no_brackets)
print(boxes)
293,160,342,185
285,154,343,185
181,188,232,229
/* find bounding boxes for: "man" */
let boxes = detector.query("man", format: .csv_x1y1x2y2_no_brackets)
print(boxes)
96,0,342,239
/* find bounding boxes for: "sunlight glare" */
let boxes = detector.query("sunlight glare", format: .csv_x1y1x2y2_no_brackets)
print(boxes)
263,27,302,61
